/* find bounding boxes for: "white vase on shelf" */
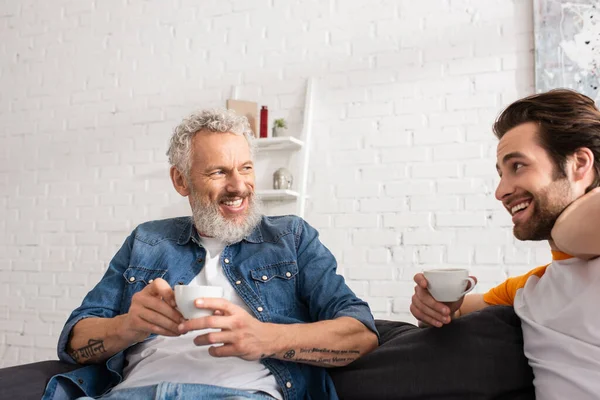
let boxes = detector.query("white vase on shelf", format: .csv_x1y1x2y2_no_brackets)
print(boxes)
272,126,289,137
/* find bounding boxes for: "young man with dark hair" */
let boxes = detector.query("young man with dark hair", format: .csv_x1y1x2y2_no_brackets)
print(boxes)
411,89,600,399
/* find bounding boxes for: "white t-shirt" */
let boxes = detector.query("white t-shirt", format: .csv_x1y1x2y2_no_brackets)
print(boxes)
484,252,600,399
112,236,282,399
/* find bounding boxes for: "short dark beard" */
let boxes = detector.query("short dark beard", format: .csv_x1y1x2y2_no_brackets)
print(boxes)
513,179,572,241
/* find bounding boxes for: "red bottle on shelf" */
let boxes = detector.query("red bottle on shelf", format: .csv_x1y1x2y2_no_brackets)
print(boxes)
259,105,268,138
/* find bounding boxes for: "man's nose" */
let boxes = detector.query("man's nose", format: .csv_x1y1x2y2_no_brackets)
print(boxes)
226,170,246,193
495,177,513,201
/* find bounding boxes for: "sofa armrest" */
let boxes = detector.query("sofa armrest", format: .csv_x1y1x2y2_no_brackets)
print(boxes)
0,360,83,400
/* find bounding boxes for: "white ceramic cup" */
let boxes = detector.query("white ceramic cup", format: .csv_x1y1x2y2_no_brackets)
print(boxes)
174,285,224,320
422,268,476,302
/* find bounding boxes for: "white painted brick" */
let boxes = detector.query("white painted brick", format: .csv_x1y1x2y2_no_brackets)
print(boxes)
465,194,502,211
436,212,487,228
420,77,472,96
336,183,380,199
417,246,444,264
410,195,459,212
380,115,426,131
360,165,408,182
429,110,479,128
488,210,513,228
312,199,356,214
381,147,430,164
411,162,461,179
367,248,391,264
364,131,411,148
385,181,433,196
457,229,511,245
331,149,377,165
447,246,473,264
437,178,489,194
342,248,367,264
347,102,394,118
391,297,414,315
384,213,431,228
404,230,454,245
474,246,502,264
369,281,414,297
413,127,463,145
433,143,482,161
375,49,422,68
347,266,393,281
335,214,379,228
352,229,399,246
360,198,406,213
503,246,531,265
370,82,419,102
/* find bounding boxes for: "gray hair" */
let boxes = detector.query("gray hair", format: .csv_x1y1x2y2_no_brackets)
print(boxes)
166,108,256,175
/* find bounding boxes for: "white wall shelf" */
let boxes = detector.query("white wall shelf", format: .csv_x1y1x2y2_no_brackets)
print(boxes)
255,136,304,151
230,78,315,218
256,189,300,201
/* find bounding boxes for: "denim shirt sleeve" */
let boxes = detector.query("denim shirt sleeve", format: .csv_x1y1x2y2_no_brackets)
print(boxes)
57,232,134,363
295,219,379,340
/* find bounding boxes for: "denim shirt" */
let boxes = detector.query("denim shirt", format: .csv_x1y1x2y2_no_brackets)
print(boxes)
43,215,378,400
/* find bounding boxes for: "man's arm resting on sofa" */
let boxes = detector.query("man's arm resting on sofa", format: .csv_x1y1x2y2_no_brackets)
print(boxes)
68,278,184,364
269,316,378,367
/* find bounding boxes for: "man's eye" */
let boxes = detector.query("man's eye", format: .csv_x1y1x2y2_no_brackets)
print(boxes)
242,165,253,171
513,163,523,171
211,171,225,176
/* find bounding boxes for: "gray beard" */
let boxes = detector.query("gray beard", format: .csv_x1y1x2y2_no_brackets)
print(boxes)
190,192,263,245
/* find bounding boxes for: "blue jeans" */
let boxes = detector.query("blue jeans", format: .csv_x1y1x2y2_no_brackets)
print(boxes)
77,382,276,400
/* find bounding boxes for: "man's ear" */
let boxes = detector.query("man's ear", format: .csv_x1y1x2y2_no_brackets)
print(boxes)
170,166,190,197
571,147,595,183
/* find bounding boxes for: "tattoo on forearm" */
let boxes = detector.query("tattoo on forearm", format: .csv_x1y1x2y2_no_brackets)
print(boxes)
284,348,360,365
260,353,276,359
70,339,106,361
283,350,296,359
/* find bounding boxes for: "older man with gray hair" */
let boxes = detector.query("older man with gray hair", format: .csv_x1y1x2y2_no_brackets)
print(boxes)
42,109,378,400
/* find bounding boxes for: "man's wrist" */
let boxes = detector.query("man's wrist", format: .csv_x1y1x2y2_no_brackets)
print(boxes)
264,322,288,357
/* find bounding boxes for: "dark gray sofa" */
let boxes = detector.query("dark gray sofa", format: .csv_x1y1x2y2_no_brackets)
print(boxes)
0,306,535,400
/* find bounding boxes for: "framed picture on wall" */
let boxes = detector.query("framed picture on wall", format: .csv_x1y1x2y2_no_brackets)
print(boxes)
534,0,600,104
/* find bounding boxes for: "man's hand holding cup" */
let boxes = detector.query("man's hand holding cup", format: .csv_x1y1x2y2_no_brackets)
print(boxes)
410,268,477,328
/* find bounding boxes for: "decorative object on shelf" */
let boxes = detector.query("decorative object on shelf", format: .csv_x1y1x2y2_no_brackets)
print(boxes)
273,167,293,190
259,105,268,138
226,99,258,137
272,118,288,137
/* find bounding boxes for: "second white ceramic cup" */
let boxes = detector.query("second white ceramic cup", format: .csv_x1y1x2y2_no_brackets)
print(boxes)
423,268,476,302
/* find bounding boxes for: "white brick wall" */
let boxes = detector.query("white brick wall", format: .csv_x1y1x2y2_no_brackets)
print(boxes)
0,0,548,367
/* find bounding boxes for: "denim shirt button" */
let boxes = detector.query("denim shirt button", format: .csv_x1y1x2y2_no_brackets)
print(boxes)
224,258,230,264
257,307,264,312
235,280,241,285
148,279,153,284
285,272,291,277
78,378,84,384
129,277,135,282
285,381,292,389
261,275,268,281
